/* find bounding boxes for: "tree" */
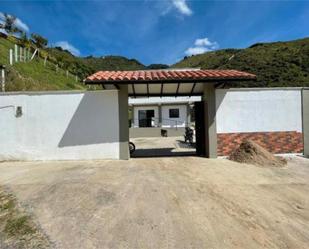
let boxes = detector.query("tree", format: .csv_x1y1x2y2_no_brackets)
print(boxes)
31,33,48,48
20,32,30,47
0,13,22,34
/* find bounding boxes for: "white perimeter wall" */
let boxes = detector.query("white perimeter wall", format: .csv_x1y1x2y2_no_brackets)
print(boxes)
161,105,187,128
216,88,302,133
0,90,120,160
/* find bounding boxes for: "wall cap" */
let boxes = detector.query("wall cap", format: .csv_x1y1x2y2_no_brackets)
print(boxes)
0,90,118,96
220,87,304,91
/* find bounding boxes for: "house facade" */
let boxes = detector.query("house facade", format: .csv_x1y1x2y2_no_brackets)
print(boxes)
129,96,201,137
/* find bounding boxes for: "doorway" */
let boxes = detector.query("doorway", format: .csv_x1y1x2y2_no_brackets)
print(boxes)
130,102,199,158
138,109,155,127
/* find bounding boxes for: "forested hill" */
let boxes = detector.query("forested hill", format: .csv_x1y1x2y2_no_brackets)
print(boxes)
1,34,308,91
172,38,309,87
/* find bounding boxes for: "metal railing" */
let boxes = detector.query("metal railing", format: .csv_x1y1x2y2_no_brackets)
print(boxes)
130,117,188,129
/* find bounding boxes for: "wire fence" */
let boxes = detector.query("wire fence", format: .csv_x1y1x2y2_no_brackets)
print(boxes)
7,43,80,81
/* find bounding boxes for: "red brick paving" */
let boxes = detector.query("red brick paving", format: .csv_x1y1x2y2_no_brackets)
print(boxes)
217,131,303,156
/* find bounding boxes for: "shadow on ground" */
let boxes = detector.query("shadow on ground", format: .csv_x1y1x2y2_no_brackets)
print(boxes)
131,148,196,158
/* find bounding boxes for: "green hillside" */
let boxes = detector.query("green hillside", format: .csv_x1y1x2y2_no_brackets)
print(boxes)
172,38,309,87
2,35,309,91
0,37,85,91
82,55,146,71
47,47,94,79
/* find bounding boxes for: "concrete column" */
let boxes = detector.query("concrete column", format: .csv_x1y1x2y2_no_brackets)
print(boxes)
118,85,130,159
302,88,309,157
158,104,162,127
203,84,217,158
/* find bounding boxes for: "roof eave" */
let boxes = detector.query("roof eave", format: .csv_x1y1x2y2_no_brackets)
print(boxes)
84,77,257,85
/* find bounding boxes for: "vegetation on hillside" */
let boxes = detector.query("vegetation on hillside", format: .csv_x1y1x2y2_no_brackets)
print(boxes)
172,38,309,87
147,64,169,69
0,37,85,91
82,55,146,71
47,46,94,79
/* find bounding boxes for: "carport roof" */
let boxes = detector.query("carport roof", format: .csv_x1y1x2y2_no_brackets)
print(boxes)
84,69,256,97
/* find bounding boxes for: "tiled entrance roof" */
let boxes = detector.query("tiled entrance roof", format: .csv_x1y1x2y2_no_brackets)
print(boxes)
85,69,256,83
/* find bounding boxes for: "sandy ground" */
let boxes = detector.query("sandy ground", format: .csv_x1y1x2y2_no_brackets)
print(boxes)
0,156,308,249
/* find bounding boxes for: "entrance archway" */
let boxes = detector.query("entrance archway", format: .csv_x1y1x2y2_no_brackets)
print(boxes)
85,69,256,159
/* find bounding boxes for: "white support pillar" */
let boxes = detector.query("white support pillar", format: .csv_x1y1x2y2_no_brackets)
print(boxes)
203,84,217,158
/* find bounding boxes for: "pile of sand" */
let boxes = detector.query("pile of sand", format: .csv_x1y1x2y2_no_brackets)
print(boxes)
229,140,287,167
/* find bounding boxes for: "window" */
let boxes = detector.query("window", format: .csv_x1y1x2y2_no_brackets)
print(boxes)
169,108,179,118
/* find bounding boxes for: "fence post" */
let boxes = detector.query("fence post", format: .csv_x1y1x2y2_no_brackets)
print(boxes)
1,65,5,92
66,70,68,77
56,64,58,72
75,75,78,82
9,49,13,65
24,48,27,62
44,57,47,67
30,49,38,60
20,46,23,62
14,44,18,62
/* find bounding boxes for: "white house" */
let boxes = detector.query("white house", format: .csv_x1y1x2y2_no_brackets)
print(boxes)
129,96,201,137
129,96,201,128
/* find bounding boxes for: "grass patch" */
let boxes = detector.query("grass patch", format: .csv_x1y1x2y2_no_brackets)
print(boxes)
4,215,35,237
0,199,15,211
0,187,51,248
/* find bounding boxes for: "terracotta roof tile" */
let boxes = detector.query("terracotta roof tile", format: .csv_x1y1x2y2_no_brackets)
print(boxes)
85,69,256,83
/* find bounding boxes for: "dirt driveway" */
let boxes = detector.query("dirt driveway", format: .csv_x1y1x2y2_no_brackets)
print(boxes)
0,156,308,249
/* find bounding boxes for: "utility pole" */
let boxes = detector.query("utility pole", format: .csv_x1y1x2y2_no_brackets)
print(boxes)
1,65,6,92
